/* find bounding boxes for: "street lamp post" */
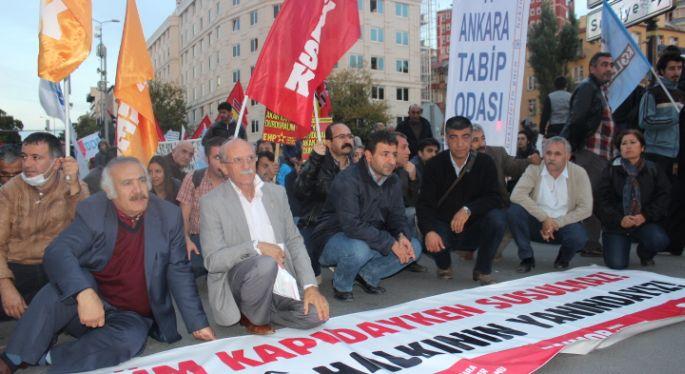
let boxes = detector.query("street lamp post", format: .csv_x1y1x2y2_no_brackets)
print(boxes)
93,18,119,144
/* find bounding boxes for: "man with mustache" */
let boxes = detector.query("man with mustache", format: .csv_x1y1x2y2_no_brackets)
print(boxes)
508,137,592,272
200,139,329,335
314,130,421,301
396,104,434,158
0,157,214,373
0,133,88,322
163,141,195,181
294,123,354,281
202,102,247,144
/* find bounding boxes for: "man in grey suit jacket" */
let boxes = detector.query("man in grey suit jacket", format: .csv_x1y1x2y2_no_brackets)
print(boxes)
0,157,215,374
200,139,329,335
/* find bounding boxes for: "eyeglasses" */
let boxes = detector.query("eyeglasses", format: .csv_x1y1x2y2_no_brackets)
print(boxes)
222,155,258,165
332,134,354,140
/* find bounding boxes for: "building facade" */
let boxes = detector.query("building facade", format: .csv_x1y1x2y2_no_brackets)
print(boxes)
148,0,423,142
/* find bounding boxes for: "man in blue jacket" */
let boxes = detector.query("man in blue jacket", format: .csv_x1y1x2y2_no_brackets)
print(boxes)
313,130,421,301
0,157,214,374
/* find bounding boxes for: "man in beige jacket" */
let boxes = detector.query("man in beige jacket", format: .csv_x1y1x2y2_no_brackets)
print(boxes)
508,137,592,272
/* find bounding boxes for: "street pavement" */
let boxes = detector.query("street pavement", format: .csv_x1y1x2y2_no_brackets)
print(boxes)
2,240,684,373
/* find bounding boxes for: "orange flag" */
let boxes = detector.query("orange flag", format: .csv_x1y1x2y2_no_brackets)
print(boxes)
115,0,158,163
38,0,92,82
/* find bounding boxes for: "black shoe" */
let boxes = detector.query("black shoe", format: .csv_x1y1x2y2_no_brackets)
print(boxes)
355,275,386,294
332,286,354,301
580,246,603,257
406,262,427,273
640,258,655,266
516,258,535,273
553,260,570,270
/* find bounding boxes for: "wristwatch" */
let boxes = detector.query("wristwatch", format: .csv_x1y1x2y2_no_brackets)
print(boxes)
462,206,471,215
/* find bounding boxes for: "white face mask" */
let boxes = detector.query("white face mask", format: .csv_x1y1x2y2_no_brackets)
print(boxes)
20,160,56,187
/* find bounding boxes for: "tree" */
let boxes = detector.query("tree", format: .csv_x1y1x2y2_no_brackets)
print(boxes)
0,108,23,144
528,1,580,111
74,114,99,138
327,68,390,141
149,80,188,133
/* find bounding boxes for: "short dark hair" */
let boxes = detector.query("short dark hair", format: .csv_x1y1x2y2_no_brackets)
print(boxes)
256,151,275,165
22,132,63,158
614,129,645,151
0,144,21,163
554,76,567,90
365,130,398,153
204,136,225,158
663,45,681,56
445,116,473,132
656,52,685,75
217,102,232,112
589,52,612,68
393,131,408,141
325,123,346,141
417,137,440,152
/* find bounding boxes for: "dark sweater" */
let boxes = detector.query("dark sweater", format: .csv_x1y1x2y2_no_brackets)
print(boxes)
416,151,502,234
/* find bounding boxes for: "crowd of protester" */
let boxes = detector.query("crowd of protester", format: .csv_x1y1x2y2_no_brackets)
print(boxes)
0,49,683,372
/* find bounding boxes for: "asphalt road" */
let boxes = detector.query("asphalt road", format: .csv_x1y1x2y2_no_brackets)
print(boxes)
2,240,684,373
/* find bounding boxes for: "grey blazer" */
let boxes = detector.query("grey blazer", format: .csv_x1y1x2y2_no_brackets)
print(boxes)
199,181,316,326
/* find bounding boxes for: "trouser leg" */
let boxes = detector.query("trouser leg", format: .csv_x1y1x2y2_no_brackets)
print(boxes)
228,255,278,326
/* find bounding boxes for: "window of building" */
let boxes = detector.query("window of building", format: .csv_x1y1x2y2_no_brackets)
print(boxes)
232,43,240,57
232,17,240,31
395,59,408,73
251,120,260,133
251,98,258,106
396,31,409,45
358,0,363,11
250,38,259,52
395,2,408,17
233,69,241,83
528,99,537,116
370,0,384,14
349,54,363,68
217,76,221,87
370,56,384,70
274,4,281,18
370,27,384,42
527,76,536,91
371,86,385,100
232,0,240,5
250,10,258,25
396,87,409,101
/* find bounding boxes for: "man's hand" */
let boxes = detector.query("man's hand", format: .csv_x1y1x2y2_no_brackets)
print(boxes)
58,157,81,195
186,237,200,260
403,161,417,181
76,288,105,328
303,287,329,322
192,326,216,341
257,242,285,266
629,214,646,227
540,218,559,241
312,142,326,156
528,153,542,165
398,234,416,261
0,279,27,319
620,216,636,229
391,241,412,264
425,231,445,253
450,208,471,234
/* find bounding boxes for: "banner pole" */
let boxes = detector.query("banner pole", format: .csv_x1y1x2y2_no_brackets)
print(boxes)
234,95,249,139
648,66,680,111
313,95,322,143
63,76,71,157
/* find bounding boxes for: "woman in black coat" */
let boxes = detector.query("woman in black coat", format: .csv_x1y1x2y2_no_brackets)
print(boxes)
596,130,671,269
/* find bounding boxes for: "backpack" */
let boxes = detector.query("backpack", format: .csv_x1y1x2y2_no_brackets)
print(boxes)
192,168,207,188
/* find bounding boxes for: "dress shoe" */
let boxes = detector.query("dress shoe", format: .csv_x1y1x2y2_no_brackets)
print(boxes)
640,257,656,266
553,260,570,270
355,275,386,294
436,267,453,280
516,258,535,273
239,314,274,335
332,281,354,301
473,271,496,286
406,262,427,273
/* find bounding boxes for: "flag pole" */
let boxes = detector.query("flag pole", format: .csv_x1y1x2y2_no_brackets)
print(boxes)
648,67,681,111
234,95,249,139
313,95,322,143
63,77,71,157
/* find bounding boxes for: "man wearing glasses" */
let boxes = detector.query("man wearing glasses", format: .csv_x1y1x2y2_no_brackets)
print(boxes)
396,104,434,158
0,132,88,321
0,144,22,187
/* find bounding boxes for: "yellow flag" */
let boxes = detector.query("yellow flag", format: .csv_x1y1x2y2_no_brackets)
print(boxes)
38,0,92,82
115,0,158,163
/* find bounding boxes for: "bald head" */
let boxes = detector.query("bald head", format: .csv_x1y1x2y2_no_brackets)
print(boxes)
171,141,195,167
220,139,256,187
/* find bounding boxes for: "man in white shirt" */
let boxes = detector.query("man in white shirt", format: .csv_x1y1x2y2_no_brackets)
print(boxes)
200,139,329,335
508,137,593,272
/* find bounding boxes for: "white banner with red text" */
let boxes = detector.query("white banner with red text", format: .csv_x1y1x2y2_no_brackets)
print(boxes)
90,266,685,374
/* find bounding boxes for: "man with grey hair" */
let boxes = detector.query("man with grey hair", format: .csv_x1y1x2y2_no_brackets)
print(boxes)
507,137,592,272
396,104,434,158
200,139,329,335
0,144,22,186
164,141,195,181
0,157,215,373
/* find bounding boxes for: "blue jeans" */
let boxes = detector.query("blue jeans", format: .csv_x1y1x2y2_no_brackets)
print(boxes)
319,233,422,292
507,203,588,263
298,225,320,276
602,223,670,270
429,208,506,274
189,234,207,278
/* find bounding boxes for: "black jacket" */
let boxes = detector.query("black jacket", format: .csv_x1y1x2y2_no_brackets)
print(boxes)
311,158,410,256
416,151,502,235
596,158,671,234
395,167,420,208
294,150,349,226
396,117,433,158
201,119,247,145
564,75,605,151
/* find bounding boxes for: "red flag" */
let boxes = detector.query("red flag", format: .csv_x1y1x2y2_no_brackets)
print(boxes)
226,81,248,126
246,0,359,130
154,120,165,141
315,82,332,118
191,115,212,139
